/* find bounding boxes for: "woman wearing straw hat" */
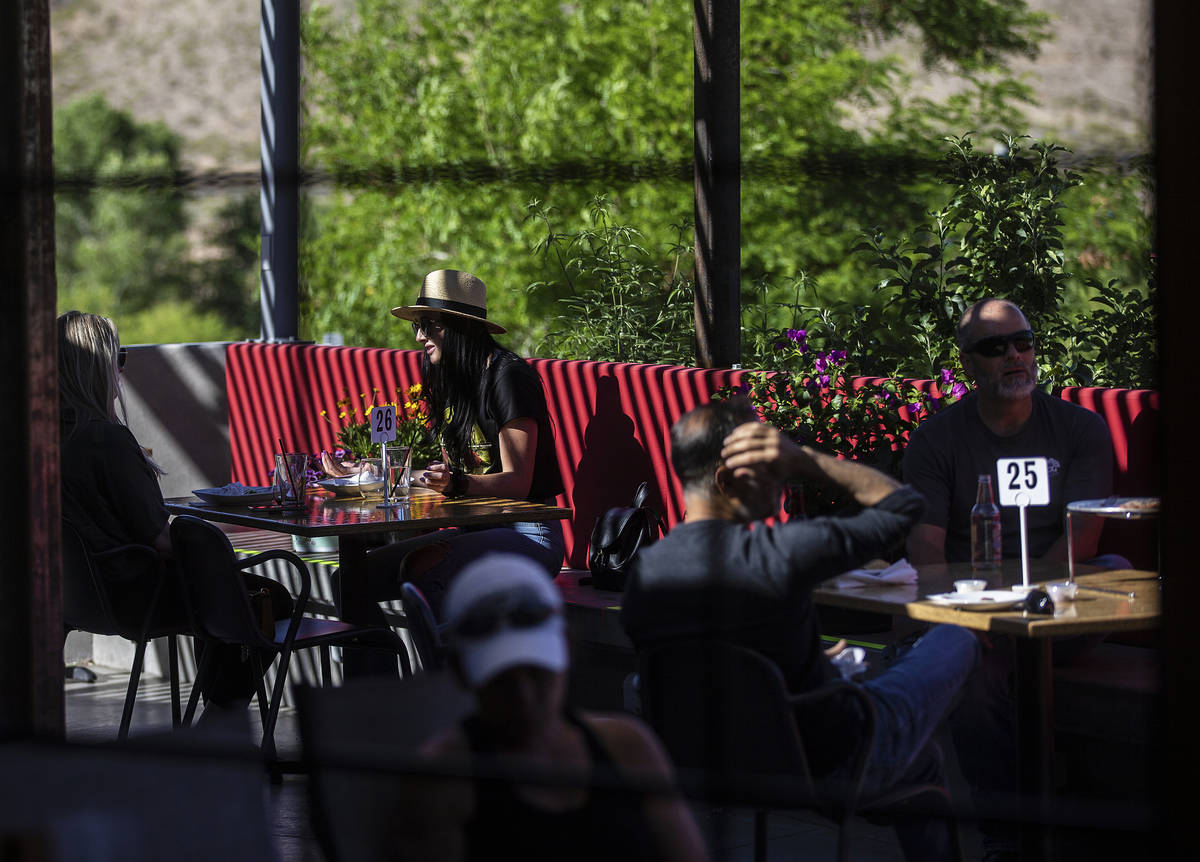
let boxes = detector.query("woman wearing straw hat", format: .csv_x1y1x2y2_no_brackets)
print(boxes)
368,270,566,618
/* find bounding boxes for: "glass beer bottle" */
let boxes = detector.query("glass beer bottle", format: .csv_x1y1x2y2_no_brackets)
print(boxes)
970,474,1001,570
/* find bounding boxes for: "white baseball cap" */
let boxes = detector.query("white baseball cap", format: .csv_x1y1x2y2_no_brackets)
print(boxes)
442,553,567,687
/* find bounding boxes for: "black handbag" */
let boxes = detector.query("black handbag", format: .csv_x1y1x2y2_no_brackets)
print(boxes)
586,482,665,591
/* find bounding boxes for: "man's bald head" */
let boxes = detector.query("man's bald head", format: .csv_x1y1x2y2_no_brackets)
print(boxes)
956,298,1029,351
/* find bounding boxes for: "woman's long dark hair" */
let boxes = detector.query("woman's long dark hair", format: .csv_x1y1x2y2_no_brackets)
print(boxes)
421,316,517,464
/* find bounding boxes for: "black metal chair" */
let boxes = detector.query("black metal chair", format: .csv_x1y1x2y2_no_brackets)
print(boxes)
169,515,414,763
61,519,188,739
638,639,960,862
399,581,445,671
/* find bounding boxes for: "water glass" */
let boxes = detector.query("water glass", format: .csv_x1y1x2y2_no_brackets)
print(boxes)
384,445,412,500
273,452,309,510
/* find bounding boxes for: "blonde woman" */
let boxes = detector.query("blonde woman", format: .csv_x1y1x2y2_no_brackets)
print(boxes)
59,311,291,716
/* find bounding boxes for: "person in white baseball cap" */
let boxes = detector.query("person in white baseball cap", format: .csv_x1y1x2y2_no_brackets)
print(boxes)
395,553,708,861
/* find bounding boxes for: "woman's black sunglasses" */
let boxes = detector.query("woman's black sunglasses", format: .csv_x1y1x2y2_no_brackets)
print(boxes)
118,347,128,370
447,588,556,640
965,329,1035,358
411,317,444,337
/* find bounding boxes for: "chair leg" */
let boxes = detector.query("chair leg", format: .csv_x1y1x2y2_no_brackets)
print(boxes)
753,810,767,862
183,646,216,727
320,645,332,687
251,652,271,727
260,648,293,765
118,637,150,740
168,635,181,728
835,812,853,862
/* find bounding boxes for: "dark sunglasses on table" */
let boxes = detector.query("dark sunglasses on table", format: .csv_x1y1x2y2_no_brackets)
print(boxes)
118,347,128,371
447,588,557,640
1023,589,1055,615
964,329,1035,358
411,317,444,337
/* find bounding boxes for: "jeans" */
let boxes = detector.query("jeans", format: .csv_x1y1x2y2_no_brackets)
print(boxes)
365,519,566,622
829,624,979,862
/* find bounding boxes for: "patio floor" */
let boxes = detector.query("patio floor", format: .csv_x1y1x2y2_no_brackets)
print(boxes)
63,663,926,862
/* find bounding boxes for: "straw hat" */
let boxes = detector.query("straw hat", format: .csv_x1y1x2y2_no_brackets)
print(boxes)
390,269,506,334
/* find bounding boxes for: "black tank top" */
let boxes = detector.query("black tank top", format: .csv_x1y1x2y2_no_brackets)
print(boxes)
462,711,661,862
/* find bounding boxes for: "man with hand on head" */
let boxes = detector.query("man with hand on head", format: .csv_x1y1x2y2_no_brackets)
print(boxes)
621,399,978,862
392,553,707,862
903,297,1116,566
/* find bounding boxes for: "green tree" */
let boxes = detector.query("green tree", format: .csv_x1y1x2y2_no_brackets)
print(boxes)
54,95,262,343
55,94,191,314
301,0,1049,351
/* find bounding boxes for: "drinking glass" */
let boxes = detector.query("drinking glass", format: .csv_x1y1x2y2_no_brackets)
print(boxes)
273,452,309,510
357,458,384,498
384,445,412,501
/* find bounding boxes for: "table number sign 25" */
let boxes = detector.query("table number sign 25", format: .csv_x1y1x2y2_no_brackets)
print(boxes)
997,457,1049,508
996,457,1049,587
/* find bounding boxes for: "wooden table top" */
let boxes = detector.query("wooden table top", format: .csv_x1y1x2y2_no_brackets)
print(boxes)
164,488,572,539
813,561,1161,639
555,560,1161,642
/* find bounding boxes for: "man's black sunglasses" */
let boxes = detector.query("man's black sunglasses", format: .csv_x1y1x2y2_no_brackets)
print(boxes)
964,329,1035,358
411,317,444,337
447,588,556,640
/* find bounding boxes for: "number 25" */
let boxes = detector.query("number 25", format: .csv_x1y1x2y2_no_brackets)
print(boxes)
1006,460,1038,490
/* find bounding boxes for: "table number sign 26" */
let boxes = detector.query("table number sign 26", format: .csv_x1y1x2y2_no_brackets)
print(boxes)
369,405,397,444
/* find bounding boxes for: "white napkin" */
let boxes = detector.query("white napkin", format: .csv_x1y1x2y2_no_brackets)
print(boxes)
825,558,918,590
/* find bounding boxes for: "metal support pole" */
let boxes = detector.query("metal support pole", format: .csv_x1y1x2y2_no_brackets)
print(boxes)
692,0,741,369
259,0,300,342
0,0,64,739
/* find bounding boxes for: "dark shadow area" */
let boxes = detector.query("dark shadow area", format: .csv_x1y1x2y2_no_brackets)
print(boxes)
568,375,659,570
0,733,274,861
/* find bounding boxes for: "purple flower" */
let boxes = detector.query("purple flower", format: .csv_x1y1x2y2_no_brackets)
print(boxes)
813,353,828,373
817,374,831,387
829,349,847,366
939,368,955,385
908,402,925,415
786,329,808,353
773,340,787,351
950,381,967,399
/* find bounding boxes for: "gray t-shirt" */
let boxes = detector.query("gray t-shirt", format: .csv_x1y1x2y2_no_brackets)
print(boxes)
902,390,1113,562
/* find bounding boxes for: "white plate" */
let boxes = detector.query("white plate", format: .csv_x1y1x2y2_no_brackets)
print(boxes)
1066,497,1161,520
924,590,1028,611
317,477,385,498
192,487,275,506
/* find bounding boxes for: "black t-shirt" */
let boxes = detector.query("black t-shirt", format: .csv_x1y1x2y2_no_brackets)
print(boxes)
903,390,1113,562
473,353,564,502
620,486,926,776
61,406,168,582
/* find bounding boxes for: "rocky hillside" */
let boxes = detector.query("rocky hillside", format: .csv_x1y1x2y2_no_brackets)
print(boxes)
50,0,1150,172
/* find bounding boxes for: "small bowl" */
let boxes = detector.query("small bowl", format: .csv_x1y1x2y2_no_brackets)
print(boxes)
954,579,988,593
1045,581,1078,603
